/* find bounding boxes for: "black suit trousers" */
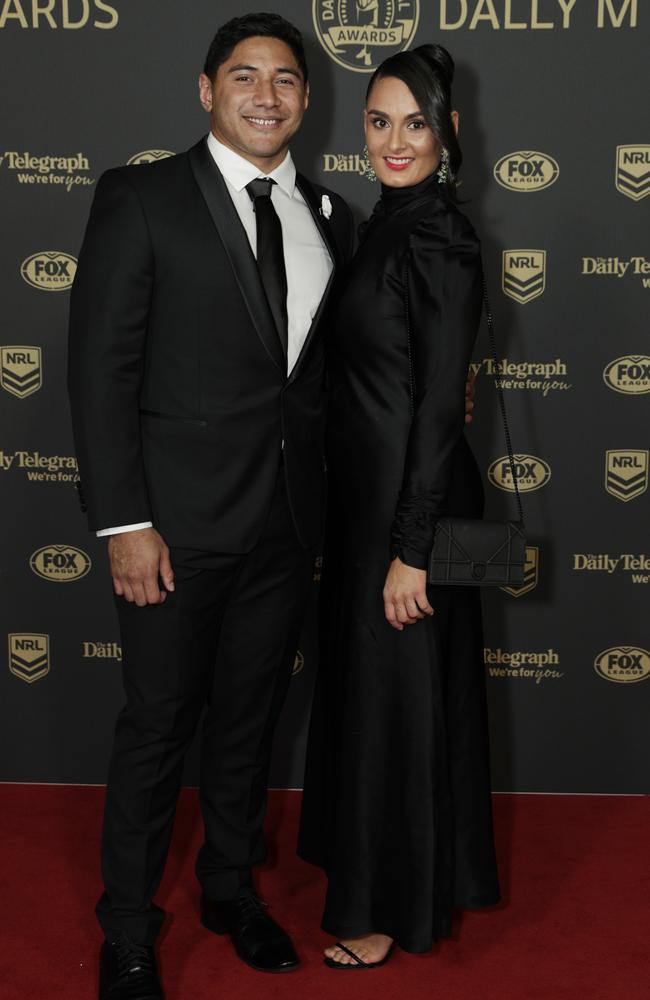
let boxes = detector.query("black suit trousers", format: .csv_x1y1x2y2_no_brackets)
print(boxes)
95,469,316,945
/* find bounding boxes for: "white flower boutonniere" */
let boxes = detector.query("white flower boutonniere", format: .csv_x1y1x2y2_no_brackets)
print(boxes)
320,194,332,220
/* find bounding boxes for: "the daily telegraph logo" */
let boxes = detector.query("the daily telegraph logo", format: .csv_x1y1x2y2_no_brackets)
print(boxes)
615,145,650,201
322,153,369,176
603,355,650,395
469,357,571,396
30,544,91,582
127,150,175,166
502,250,546,304
21,252,77,291
488,454,551,493
581,256,650,287
0,1,119,29
485,648,562,685
0,450,78,482
594,647,650,684
501,546,538,597
313,0,419,72
9,633,50,684
493,151,559,192
83,641,122,661
605,450,648,502
573,553,650,585
0,151,94,191
0,346,41,398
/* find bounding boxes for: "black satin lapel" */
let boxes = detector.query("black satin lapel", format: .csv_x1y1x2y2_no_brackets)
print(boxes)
188,138,285,373
287,175,339,384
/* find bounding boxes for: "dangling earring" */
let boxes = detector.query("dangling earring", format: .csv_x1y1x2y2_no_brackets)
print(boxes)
361,144,377,183
437,148,450,184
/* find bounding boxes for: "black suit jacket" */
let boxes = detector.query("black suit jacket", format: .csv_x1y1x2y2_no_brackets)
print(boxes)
67,137,354,551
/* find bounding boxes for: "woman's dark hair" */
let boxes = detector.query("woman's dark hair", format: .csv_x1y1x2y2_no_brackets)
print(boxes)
366,44,461,196
204,12,308,85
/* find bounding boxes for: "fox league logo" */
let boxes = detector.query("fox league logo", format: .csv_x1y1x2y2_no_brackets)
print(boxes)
502,250,546,304
313,0,419,72
127,150,175,165
488,455,551,493
603,356,650,395
0,346,41,398
21,251,76,291
594,647,650,684
30,545,91,582
9,634,50,684
615,145,650,201
605,450,648,502
494,151,559,192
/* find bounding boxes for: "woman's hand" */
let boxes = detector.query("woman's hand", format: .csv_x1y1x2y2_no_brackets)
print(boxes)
383,557,434,631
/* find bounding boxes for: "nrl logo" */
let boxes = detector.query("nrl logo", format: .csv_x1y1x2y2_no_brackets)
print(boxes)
9,633,50,684
615,145,650,202
127,150,175,165
605,450,648,502
502,250,546,304
0,346,42,398
501,546,538,597
313,0,419,72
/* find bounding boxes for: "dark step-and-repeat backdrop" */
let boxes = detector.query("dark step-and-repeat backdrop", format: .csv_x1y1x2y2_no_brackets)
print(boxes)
1,1,648,792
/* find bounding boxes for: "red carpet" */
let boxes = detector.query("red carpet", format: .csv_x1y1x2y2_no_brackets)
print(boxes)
1,786,648,1000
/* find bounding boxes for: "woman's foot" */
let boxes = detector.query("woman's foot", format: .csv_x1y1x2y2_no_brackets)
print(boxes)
324,933,394,966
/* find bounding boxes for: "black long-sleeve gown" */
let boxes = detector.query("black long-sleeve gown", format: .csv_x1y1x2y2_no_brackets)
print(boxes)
298,173,500,953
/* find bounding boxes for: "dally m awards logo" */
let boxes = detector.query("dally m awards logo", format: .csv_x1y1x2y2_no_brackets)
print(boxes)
21,251,76,291
603,355,650,395
494,151,559,192
502,250,546,304
0,346,41,398
30,544,91,582
501,546,538,597
313,0,419,72
127,150,175,166
488,454,551,493
9,633,49,684
594,647,650,684
605,450,648,502
615,145,650,201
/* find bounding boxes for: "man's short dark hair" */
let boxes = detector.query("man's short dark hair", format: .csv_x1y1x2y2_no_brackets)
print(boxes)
204,12,308,84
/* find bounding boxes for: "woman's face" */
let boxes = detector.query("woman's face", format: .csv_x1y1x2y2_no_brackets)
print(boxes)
364,75,456,187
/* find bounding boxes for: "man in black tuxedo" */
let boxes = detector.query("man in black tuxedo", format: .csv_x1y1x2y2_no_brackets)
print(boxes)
68,13,354,997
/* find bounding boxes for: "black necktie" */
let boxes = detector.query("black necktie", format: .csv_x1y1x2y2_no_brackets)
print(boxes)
245,177,288,367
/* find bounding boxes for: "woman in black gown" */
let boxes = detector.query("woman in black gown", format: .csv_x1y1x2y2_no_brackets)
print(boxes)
298,45,500,966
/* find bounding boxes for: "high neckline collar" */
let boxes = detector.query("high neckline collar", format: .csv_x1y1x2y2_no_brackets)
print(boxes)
380,170,441,213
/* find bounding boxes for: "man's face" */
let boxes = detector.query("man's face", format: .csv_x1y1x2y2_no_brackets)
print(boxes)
199,36,309,171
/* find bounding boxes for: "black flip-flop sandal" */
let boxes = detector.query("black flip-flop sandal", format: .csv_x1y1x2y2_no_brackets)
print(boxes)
324,942,394,970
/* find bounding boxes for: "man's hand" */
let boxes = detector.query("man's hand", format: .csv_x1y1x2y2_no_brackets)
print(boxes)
465,372,476,425
108,527,174,606
383,557,434,631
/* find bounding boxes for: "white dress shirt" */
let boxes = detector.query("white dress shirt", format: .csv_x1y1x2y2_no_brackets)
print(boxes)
97,134,333,537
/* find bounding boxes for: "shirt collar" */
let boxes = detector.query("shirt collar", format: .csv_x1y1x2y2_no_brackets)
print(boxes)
207,132,296,198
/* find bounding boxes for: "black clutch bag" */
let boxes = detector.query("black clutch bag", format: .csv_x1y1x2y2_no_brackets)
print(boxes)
403,265,526,589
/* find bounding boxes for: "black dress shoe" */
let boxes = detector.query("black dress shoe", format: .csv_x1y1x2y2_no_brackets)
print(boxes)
99,934,163,999
201,889,299,973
